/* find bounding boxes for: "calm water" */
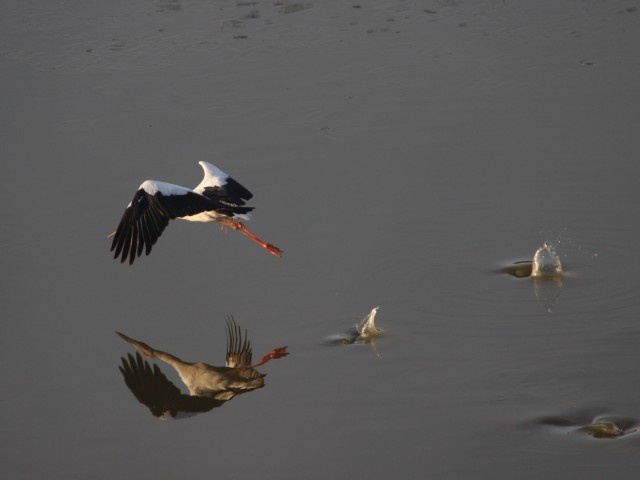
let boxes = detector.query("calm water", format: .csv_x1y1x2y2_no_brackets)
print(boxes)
2,1,640,478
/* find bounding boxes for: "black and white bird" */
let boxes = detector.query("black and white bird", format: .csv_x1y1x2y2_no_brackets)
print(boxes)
117,317,289,419
109,161,282,264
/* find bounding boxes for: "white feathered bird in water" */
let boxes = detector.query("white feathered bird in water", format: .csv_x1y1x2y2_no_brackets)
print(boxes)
109,161,282,264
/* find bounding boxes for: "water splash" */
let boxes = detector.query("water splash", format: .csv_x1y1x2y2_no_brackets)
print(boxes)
501,242,564,312
531,243,563,312
531,243,563,278
325,307,383,358
356,306,381,340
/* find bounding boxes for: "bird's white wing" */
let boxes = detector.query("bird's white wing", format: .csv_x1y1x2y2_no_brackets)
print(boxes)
194,162,253,210
193,161,230,191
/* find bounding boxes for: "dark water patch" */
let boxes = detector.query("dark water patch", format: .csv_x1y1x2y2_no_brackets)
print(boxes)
277,3,311,15
502,260,533,278
156,0,181,13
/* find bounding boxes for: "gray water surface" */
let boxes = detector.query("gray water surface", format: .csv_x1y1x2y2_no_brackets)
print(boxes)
2,1,640,478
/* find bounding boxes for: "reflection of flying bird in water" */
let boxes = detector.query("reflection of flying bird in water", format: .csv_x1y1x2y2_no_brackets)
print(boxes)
117,317,289,419
109,161,282,265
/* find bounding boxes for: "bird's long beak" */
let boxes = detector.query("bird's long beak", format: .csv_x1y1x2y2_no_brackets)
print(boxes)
107,231,115,238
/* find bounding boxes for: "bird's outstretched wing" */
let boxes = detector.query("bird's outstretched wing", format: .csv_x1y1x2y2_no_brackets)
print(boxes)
194,161,253,210
119,352,225,419
225,316,253,368
110,180,216,265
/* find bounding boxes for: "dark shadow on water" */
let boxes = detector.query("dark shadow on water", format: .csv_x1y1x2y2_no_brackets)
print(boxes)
501,261,533,278
117,317,288,420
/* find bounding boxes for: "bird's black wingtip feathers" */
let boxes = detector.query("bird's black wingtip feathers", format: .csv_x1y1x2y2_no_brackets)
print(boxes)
200,175,253,208
110,188,171,265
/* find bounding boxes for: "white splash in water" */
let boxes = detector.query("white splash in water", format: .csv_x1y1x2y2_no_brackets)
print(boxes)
531,243,563,278
530,243,563,312
325,307,383,350
356,306,381,340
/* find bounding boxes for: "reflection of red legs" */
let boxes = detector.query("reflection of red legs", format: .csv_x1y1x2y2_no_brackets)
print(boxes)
253,346,289,367
217,219,283,257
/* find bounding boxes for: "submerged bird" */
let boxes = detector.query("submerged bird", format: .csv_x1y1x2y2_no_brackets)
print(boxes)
117,317,289,419
109,161,282,264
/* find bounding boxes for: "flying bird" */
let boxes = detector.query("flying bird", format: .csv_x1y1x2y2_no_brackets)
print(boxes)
117,317,289,419
110,161,282,264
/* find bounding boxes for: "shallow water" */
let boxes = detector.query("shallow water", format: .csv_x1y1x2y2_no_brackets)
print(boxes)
2,1,640,478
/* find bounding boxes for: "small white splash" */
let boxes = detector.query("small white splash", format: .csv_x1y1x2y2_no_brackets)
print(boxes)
356,307,381,340
326,307,383,357
531,243,563,313
531,243,563,278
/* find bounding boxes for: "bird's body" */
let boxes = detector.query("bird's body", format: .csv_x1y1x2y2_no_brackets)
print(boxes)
110,161,282,264
117,318,289,419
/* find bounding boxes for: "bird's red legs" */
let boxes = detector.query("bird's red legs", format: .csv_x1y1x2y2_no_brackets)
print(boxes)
217,219,283,257
253,346,289,367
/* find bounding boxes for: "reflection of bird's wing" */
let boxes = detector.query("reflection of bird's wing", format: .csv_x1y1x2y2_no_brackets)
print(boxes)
111,181,218,265
119,352,225,419
225,316,253,367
